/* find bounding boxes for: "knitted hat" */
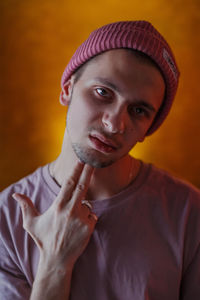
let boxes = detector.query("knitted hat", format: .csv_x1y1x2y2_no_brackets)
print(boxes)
61,21,180,135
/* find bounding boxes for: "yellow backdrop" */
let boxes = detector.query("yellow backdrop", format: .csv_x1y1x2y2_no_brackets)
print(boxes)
0,0,200,190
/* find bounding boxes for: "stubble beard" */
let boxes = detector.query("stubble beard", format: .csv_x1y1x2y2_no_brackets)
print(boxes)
67,113,117,168
66,102,119,168
71,142,116,168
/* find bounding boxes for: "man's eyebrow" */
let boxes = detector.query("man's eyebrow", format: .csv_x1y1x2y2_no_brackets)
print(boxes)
133,100,157,112
93,77,121,93
92,77,157,113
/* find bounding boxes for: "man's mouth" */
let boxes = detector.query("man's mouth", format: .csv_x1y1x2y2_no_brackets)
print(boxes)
89,133,118,153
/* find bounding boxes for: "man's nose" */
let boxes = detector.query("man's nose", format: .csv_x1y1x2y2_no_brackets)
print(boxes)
102,107,126,134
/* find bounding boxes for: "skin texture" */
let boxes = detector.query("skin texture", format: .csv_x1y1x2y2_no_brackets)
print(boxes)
13,163,97,300
13,49,165,300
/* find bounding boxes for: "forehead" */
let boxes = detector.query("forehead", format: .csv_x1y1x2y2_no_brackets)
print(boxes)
74,49,165,93
75,49,163,81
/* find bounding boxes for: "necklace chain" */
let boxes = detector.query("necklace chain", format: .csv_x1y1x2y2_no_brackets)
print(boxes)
127,157,140,187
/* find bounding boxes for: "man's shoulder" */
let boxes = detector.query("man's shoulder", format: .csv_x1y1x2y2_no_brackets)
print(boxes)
0,165,46,209
145,162,200,204
149,163,199,190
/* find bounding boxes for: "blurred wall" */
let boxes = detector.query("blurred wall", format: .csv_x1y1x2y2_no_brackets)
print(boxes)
0,0,200,190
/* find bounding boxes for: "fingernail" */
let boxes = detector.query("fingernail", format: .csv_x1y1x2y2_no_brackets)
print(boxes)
12,193,19,201
93,214,98,221
78,159,84,165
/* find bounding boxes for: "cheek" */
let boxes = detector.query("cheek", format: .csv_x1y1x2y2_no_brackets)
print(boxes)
125,123,147,145
67,97,100,133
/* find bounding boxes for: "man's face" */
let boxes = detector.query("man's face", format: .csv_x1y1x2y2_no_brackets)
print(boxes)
63,49,165,168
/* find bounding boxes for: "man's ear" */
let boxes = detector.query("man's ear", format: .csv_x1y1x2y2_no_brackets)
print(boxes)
59,78,74,106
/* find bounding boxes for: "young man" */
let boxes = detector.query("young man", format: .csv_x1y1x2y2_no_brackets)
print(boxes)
1,21,200,300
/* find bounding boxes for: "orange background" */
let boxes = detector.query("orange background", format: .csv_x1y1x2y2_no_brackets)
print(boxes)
0,0,200,190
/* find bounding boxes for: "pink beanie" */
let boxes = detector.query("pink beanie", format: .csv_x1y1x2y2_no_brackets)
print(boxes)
61,21,180,135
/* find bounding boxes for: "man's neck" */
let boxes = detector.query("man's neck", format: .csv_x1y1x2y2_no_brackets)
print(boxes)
49,153,141,201
86,156,141,201
49,130,141,201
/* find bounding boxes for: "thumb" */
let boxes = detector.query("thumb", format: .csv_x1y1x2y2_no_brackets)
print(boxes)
12,193,39,230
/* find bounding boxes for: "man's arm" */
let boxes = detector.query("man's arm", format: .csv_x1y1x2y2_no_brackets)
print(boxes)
0,242,31,300
13,162,97,300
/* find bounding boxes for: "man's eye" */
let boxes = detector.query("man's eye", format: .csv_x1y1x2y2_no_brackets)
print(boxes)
135,107,145,115
96,88,109,97
128,106,147,117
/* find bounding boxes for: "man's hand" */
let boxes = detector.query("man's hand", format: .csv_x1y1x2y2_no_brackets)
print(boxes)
12,162,97,300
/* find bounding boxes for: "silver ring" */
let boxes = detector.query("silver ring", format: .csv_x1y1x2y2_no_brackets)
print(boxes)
81,200,93,211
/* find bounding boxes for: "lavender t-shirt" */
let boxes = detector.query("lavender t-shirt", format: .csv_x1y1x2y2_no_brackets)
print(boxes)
1,162,200,299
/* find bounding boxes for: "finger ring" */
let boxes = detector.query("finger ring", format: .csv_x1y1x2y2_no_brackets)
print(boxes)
81,200,93,210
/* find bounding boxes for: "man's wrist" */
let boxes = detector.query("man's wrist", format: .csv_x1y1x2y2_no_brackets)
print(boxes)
31,258,74,300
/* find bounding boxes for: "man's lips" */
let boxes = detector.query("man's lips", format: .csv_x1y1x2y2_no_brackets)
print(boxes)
89,133,119,153
90,133,118,149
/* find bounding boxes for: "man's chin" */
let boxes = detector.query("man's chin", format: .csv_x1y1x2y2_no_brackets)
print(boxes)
72,144,115,168
77,153,115,168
